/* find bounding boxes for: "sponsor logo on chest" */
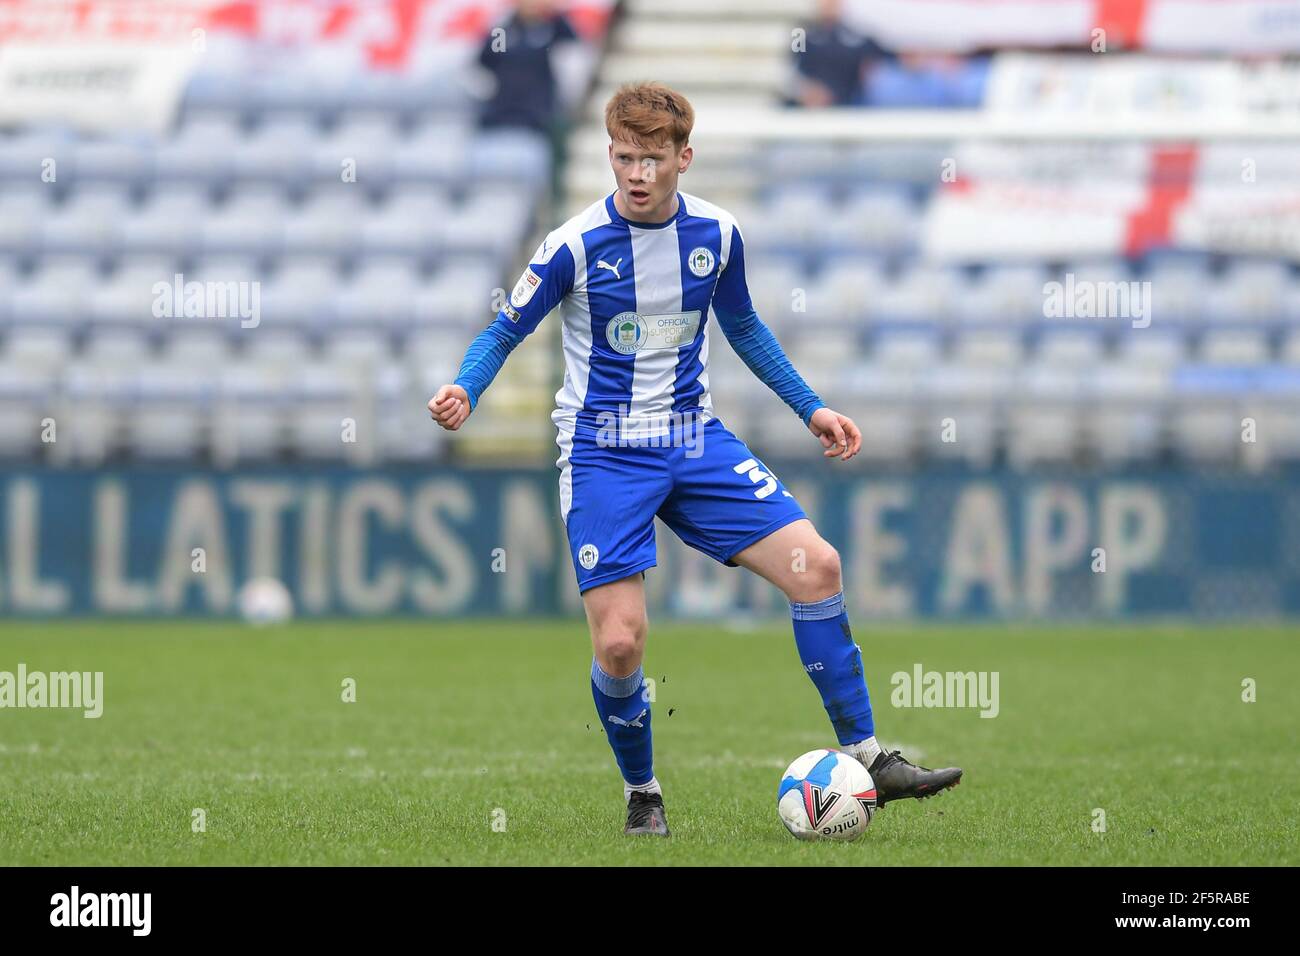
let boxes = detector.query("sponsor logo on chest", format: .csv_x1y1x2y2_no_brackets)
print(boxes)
605,310,701,354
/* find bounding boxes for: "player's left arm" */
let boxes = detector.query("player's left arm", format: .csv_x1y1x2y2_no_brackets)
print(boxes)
712,225,861,461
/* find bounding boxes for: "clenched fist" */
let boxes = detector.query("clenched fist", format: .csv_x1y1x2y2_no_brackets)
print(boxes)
428,384,472,431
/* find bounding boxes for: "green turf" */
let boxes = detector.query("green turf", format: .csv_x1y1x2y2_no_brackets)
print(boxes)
0,619,1296,865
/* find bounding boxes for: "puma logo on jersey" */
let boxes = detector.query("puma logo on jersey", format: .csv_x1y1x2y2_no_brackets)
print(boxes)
596,258,623,280
608,709,647,729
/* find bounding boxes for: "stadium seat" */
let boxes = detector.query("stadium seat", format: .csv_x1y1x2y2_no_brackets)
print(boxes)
360,188,451,257
953,266,1049,326
469,129,552,185
842,402,917,463
130,364,216,459
1116,330,1186,367
335,261,421,327
0,362,55,458
88,263,176,328
3,327,71,366
745,259,806,324
869,268,959,324
0,128,78,181
72,134,154,185
84,330,153,362
258,262,343,330
119,185,213,256
324,329,394,363
212,364,287,465
9,262,98,327
1281,330,1300,365
1244,401,1300,464
1172,406,1241,462
1085,406,1165,463
414,262,499,330
1207,261,1290,322
59,361,138,463
1008,407,1080,466
40,188,132,256
163,329,232,365
1036,330,1105,367
202,187,287,255
392,121,472,182
442,188,532,259
1146,263,1210,322
1200,330,1270,366
232,117,320,183
873,330,943,368
153,118,239,184
810,261,887,325
953,330,1023,367
247,330,313,364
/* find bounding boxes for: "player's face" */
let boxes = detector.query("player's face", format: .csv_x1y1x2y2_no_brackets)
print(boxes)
609,137,692,221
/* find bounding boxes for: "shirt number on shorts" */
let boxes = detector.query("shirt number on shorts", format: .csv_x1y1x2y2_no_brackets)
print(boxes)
733,458,778,500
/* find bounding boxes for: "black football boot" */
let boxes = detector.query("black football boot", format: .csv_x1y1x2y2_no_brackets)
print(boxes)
869,750,963,804
624,791,670,836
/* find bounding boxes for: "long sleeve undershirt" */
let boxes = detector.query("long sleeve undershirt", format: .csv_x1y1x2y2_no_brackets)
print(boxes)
454,322,520,410
713,305,825,425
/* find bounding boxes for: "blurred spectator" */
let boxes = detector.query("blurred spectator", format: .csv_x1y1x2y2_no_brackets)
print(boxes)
789,0,892,107
477,0,581,132
867,51,991,108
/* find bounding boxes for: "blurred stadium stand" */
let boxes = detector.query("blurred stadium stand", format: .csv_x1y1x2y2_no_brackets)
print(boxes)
1,0,1299,470
563,0,1300,469
0,0,612,465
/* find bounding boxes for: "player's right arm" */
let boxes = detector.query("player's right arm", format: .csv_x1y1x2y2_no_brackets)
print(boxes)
428,237,575,431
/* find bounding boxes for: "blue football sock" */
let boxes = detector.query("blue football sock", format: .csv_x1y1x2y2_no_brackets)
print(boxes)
591,659,654,786
790,591,874,746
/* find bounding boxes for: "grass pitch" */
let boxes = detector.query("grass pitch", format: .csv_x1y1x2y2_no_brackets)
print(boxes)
1,619,1296,866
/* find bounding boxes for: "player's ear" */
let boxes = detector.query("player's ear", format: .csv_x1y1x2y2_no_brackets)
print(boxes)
678,144,693,174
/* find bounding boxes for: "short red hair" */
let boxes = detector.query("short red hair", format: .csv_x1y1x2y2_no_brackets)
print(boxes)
604,82,694,150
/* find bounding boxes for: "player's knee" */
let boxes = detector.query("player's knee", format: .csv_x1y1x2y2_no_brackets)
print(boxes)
810,543,843,597
594,613,645,674
792,541,842,602
599,635,641,674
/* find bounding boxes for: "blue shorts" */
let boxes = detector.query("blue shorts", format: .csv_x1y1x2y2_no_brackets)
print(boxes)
555,416,807,592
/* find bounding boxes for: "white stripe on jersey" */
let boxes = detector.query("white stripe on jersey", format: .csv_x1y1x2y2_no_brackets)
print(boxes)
628,221,685,426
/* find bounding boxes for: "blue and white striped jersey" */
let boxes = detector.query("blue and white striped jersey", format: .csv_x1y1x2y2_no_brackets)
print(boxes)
453,189,824,443
500,190,749,432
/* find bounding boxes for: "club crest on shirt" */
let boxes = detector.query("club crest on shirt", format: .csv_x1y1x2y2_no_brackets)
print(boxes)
687,246,716,277
578,544,599,570
606,312,648,354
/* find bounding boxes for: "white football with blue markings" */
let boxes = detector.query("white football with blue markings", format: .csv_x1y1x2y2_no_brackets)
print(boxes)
778,749,876,842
